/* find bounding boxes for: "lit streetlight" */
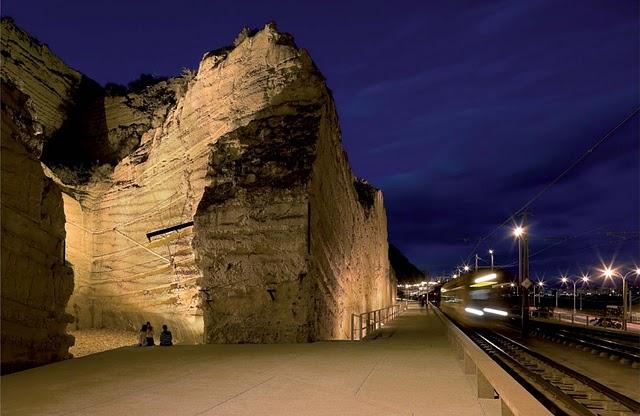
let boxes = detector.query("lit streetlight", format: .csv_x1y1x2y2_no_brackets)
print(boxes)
601,266,640,330
533,280,544,307
463,265,470,272
512,220,529,336
489,249,494,270
561,275,589,315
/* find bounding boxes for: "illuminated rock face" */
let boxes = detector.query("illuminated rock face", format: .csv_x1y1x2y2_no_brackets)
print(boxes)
1,81,75,373
1,18,395,360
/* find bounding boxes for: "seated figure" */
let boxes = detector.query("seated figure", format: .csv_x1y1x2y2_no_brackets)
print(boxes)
159,324,173,346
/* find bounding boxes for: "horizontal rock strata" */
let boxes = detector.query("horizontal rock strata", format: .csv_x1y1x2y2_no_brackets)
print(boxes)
1,18,396,368
1,81,74,373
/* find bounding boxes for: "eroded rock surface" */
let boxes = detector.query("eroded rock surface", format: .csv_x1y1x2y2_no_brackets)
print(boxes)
1,81,74,373
1,18,396,367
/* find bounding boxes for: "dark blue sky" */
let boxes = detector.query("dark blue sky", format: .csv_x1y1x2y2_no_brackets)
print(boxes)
4,0,639,285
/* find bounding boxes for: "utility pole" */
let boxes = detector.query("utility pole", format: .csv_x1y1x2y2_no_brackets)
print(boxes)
489,250,494,270
521,212,530,337
475,254,479,271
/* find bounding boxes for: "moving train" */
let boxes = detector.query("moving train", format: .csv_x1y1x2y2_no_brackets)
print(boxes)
438,268,520,327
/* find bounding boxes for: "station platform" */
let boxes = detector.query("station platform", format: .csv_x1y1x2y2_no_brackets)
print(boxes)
1,305,500,416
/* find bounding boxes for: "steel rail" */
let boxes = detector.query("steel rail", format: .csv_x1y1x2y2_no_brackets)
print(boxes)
549,329,640,361
485,331,640,415
468,331,585,416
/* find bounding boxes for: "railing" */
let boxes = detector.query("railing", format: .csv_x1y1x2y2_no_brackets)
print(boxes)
350,301,408,340
530,310,632,330
434,305,552,416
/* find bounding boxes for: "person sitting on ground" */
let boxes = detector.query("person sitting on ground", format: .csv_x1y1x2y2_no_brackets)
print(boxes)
145,321,155,346
138,324,147,347
159,324,173,346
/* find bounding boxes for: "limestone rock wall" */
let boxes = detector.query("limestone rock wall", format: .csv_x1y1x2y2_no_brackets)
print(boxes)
65,25,326,343
193,27,395,342
308,101,393,339
1,19,396,355
193,110,320,343
1,81,74,373
0,17,82,154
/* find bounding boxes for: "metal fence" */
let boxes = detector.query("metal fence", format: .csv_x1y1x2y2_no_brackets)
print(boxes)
350,301,408,341
531,310,633,330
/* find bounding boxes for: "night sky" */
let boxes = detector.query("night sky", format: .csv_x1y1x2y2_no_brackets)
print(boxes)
4,1,639,286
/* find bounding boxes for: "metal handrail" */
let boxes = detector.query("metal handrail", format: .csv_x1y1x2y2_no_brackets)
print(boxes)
531,310,631,330
350,301,408,340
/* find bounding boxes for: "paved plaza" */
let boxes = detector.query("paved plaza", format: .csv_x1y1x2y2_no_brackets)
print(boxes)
1,306,499,416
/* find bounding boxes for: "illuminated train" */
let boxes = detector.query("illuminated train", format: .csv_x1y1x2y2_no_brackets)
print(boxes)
439,269,520,327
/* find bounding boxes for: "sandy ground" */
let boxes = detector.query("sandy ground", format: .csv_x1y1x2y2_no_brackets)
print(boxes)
68,329,139,357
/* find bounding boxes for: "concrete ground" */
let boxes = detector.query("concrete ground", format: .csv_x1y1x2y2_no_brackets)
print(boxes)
1,305,500,416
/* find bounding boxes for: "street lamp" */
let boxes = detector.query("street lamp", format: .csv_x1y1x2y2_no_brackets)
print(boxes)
601,266,640,330
463,265,470,273
513,226,524,238
536,281,544,307
512,221,529,336
560,276,586,315
579,274,589,310
489,249,494,270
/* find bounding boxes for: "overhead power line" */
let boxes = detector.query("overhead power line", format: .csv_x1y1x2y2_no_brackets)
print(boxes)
464,106,640,264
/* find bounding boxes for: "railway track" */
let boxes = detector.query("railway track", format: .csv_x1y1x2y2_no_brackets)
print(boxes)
466,329,640,416
529,326,640,367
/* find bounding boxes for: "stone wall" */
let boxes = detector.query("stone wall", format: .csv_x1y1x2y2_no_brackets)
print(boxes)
1,19,396,363
308,100,393,339
1,81,74,373
193,110,319,343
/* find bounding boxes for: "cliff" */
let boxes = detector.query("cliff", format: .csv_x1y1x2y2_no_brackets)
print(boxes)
389,244,425,284
1,18,395,369
1,80,74,373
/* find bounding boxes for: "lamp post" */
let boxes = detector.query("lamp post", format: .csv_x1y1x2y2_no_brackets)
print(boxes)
536,281,544,307
561,275,588,315
463,265,470,273
602,267,640,331
513,219,529,336
579,274,589,311
489,249,494,270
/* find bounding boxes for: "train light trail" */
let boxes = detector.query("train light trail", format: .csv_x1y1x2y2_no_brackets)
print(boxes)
464,307,484,316
483,308,508,316
474,273,497,283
